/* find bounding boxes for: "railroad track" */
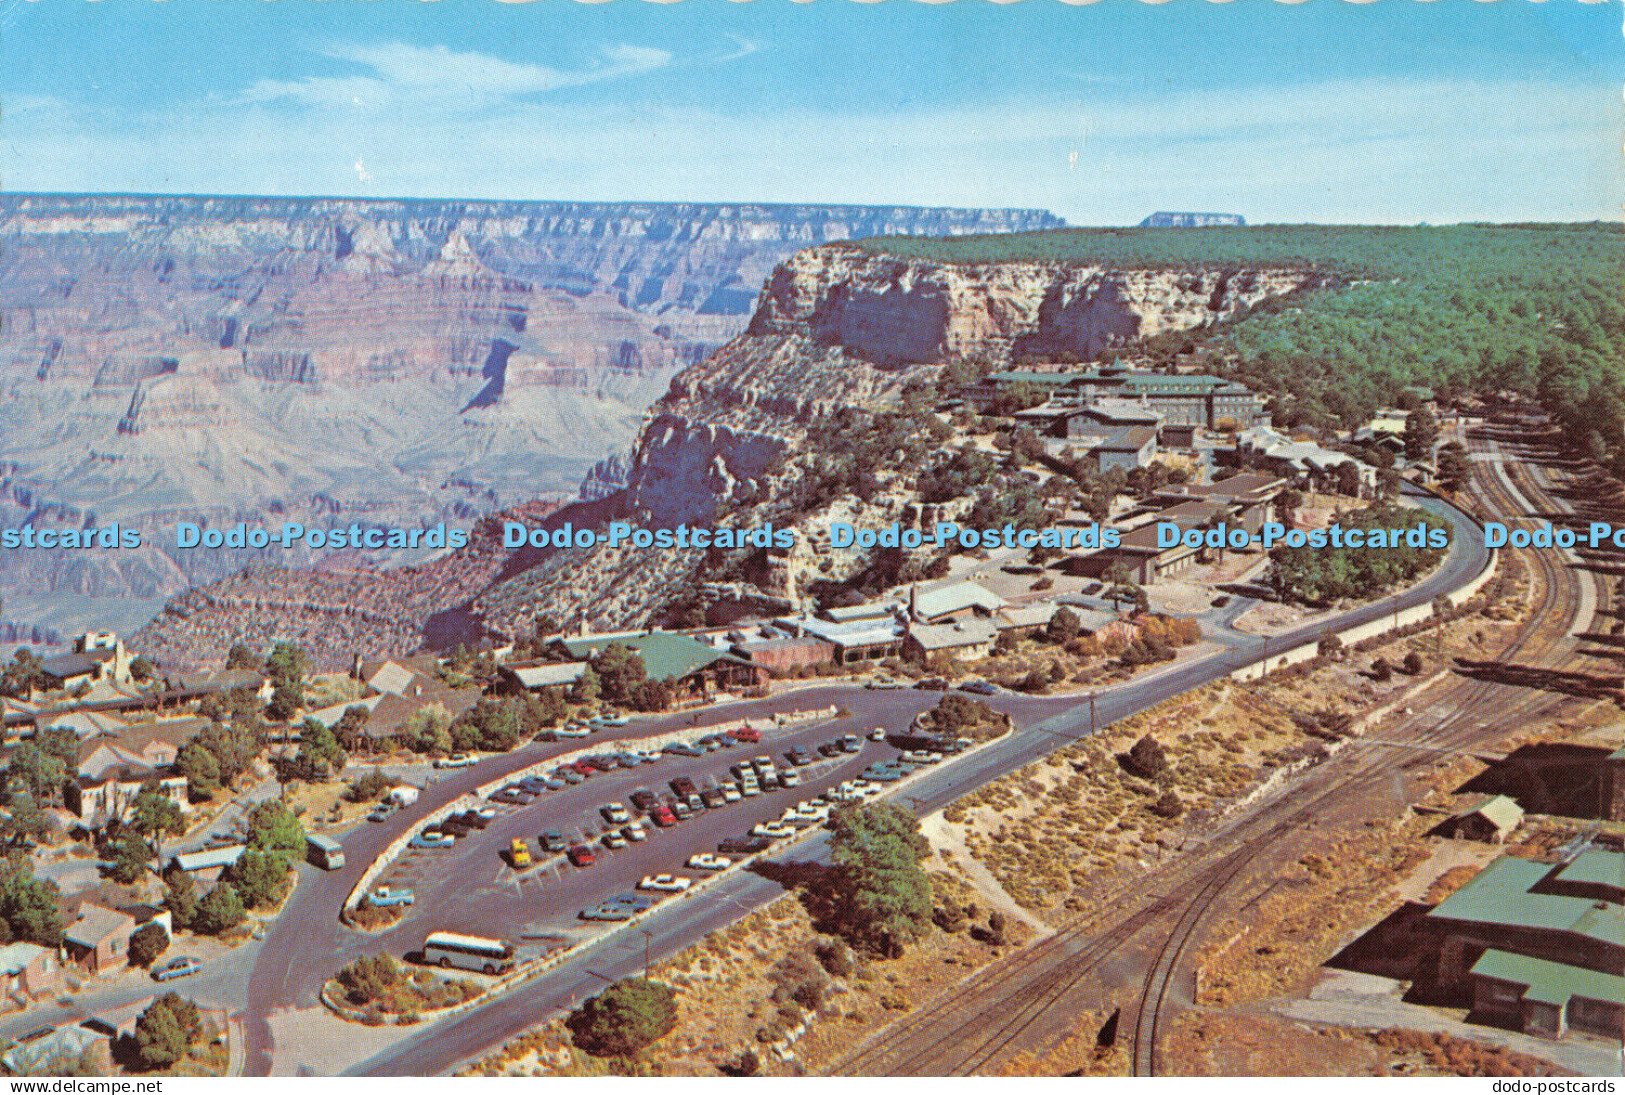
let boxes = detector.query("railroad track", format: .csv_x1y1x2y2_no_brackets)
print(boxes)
1126,418,1605,1075
837,417,1610,1077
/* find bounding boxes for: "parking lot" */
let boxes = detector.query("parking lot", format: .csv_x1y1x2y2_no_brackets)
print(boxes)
354,709,949,960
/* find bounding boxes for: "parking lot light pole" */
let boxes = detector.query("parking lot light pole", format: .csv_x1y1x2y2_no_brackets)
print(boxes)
641,928,653,977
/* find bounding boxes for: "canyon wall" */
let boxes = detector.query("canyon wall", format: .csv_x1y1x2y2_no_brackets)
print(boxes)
1,195,1059,640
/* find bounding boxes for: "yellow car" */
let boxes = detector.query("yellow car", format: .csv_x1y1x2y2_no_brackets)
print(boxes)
509,838,532,868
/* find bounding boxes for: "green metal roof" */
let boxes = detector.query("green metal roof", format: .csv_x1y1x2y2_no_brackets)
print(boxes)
1426,854,1625,949
1470,948,1625,1008
986,371,1078,387
560,632,749,681
1557,849,1625,891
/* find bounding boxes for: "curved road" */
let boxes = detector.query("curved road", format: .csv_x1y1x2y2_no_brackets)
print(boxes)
245,485,1489,1076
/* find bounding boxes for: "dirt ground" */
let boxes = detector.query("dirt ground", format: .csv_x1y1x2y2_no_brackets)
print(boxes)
458,886,1037,1077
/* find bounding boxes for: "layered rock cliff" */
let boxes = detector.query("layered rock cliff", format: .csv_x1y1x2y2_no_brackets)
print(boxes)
1,195,1059,639
127,234,1338,665
465,243,1335,638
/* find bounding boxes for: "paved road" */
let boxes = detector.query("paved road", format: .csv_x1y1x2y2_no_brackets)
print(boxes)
342,485,1489,1076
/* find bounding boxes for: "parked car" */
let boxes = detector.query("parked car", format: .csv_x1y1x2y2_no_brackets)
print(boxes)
840,734,862,752
580,904,632,922
367,801,399,822
817,743,841,758
601,830,627,850
866,678,905,690
539,830,569,853
638,874,693,892
600,803,631,824
434,753,476,769
779,769,802,789
700,788,727,809
567,845,596,868
869,726,887,742
410,829,455,850
607,892,657,912
438,818,475,838
453,809,493,829
958,679,998,695
670,777,700,798
489,788,525,806
663,742,702,758
751,822,796,839
649,804,678,827
554,768,585,785
555,723,591,738
717,836,772,854
368,886,416,908
732,727,762,743
914,677,948,691
687,853,731,870
588,756,620,773
621,822,647,842
508,839,532,868
630,789,660,812
670,799,694,820
151,956,204,982
721,785,742,803
595,713,631,727
786,748,816,766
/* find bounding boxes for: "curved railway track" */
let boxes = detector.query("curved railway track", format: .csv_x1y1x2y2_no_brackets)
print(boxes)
837,417,1609,1078
1127,419,1602,1074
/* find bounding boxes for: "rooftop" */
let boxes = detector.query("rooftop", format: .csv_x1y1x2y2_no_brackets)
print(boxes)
1427,854,1624,951
907,619,998,651
507,662,588,689
1470,948,1625,1008
560,631,753,681
910,580,1007,621
63,904,135,948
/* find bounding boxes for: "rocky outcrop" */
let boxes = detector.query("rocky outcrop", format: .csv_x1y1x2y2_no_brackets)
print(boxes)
0,195,1058,622
1139,212,1247,228
748,246,1331,365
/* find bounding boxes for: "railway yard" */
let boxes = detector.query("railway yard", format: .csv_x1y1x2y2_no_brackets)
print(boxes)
824,412,1623,1077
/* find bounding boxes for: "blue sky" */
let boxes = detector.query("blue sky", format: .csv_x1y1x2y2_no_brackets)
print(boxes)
3,0,1619,224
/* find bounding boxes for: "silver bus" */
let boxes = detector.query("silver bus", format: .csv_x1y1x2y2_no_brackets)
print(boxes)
422,931,515,975
305,833,345,870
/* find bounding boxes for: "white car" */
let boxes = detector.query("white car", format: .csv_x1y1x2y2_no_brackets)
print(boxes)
721,785,741,803
751,822,796,839
868,727,886,742
622,822,647,842
638,874,694,892
434,753,476,769
555,724,591,738
686,853,731,871
738,779,760,797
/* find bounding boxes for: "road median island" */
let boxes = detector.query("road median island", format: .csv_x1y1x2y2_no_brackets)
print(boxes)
322,722,1010,1026
342,706,842,915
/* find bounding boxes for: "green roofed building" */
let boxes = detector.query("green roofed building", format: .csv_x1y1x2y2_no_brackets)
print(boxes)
1424,849,1623,1040
552,631,763,702
967,366,1265,428
1468,949,1623,1040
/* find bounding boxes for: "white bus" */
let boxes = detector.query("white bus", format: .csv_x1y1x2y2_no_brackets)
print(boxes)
422,931,515,975
305,833,345,870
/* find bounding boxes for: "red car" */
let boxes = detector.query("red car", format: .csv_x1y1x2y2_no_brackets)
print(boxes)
733,727,761,743
570,761,597,777
567,845,597,868
649,805,677,828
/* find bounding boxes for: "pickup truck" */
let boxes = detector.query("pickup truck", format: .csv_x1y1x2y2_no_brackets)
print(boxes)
368,886,416,908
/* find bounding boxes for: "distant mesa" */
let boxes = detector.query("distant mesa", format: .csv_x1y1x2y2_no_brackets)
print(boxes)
1139,212,1246,228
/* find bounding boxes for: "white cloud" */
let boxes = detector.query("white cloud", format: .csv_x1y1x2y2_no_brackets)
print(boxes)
239,40,673,111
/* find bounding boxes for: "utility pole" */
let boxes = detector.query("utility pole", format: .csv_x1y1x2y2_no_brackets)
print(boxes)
642,928,653,977
1089,692,1098,735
